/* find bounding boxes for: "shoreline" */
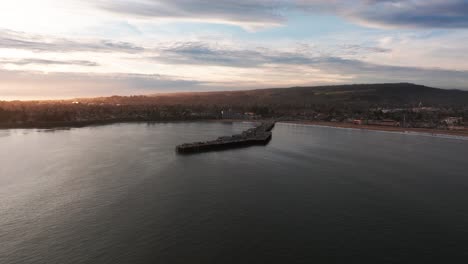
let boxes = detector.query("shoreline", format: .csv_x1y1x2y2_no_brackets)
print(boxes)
2,119,468,139
0,118,264,130
280,121,468,138
0,118,221,130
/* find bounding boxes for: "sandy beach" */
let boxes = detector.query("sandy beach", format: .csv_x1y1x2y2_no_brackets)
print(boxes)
280,121,468,138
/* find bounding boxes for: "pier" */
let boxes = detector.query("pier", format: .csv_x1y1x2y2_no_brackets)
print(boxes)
176,121,275,154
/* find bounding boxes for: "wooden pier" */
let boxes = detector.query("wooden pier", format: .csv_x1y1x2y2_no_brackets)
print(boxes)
176,122,275,154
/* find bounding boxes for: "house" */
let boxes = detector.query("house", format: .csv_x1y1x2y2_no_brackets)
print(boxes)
244,112,260,120
442,117,463,126
353,119,364,125
221,110,243,119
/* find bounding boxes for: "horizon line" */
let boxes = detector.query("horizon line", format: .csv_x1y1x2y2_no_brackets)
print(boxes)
2,82,464,103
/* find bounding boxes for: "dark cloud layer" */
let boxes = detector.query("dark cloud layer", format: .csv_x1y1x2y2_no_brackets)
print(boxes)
95,0,468,29
345,0,468,28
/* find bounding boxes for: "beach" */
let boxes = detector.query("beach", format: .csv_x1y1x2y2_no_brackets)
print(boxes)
281,121,468,138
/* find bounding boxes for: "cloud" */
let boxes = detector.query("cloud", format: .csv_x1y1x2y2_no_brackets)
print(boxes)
1,41,467,100
94,0,287,29
0,69,206,100
337,44,391,55
153,42,468,89
342,0,468,29
0,58,99,66
152,41,390,67
93,0,468,29
154,42,276,67
0,29,144,53
300,56,468,89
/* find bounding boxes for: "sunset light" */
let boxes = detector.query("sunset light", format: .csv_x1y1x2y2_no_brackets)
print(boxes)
1,0,468,100
2,2,468,264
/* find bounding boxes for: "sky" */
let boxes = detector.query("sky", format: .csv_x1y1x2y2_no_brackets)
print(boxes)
1,0,468,100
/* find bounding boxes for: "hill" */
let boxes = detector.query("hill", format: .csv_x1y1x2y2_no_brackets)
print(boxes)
71,83,468,108
1,83,467,129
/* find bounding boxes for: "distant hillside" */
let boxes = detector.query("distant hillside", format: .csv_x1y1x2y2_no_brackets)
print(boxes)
73,83,468,108
1,83,467,129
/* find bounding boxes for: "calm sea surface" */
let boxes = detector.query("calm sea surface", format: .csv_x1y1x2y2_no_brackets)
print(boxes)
1,122,468,264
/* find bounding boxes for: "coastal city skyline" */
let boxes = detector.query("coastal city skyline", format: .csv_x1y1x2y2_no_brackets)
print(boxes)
1,0,468,100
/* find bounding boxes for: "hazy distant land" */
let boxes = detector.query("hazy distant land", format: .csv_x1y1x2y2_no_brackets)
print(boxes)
1,83,467,136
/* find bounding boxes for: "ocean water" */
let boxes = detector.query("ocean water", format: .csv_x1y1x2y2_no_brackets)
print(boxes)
1,122,468,264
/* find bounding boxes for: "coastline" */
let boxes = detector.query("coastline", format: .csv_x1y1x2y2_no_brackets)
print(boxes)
0,118,263,130
280,121,468,138
2,118,468,139
0,118,220,130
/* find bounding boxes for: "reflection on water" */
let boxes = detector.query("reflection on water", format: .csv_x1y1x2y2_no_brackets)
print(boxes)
1,122,468,264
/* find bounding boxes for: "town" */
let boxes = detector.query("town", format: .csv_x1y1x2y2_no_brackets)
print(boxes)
0,84,467,132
